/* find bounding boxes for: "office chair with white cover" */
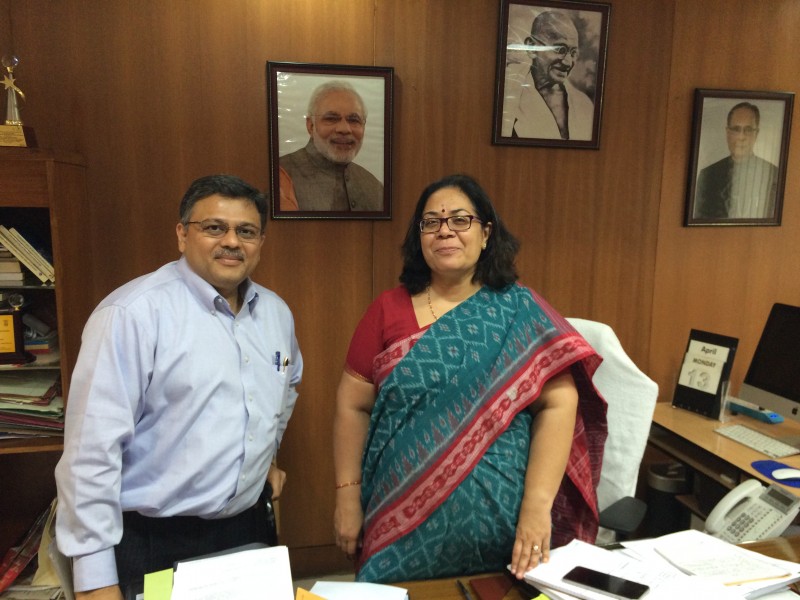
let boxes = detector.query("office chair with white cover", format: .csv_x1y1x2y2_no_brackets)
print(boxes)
566,318,659,544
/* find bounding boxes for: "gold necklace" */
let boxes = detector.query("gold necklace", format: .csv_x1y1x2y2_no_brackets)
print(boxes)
427,286,438,321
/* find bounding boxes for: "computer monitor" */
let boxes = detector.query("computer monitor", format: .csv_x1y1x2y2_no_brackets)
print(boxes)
739,303,800,423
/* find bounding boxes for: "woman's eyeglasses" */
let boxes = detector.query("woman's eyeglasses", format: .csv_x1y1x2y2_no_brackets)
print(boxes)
419,215,482,234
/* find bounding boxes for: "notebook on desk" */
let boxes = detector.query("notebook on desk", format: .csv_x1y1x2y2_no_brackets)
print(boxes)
468,573,515,600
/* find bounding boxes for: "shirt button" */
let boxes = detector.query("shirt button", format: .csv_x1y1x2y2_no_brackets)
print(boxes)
249,435,254,442
244,355,250,363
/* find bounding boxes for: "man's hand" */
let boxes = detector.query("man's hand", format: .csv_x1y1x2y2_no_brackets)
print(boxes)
267,463,287,499
76,585,124,600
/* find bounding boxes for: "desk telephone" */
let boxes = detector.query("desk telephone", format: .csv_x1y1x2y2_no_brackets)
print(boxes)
705,479,800,543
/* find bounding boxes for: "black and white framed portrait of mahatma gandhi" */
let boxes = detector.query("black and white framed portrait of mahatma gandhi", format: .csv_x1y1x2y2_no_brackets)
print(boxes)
685,89,794,227
492,0,611,149
267,61,393,220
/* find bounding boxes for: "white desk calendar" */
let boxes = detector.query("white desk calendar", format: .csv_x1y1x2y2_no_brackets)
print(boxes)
673,329,738,419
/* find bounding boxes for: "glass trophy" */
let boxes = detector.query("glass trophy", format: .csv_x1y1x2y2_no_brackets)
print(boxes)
1,55,36,147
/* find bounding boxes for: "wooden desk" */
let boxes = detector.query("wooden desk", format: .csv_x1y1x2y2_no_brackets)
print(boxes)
650,402,800,500
398,573,528,600
396,535,800,599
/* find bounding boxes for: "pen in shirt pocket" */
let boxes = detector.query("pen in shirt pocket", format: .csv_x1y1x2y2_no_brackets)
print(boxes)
282,357,290,372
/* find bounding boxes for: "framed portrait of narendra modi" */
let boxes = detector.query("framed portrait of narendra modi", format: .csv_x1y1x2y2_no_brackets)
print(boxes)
267,61,393,220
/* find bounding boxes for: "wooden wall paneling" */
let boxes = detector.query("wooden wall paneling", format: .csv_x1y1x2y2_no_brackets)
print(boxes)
261,221,378,562
0,452,60,557
650,0,800,401
372,0,505,296
0,0,10,53
48,156,95,395
566,0,674,368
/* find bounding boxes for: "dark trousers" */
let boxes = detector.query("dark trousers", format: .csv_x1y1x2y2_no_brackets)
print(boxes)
114,494,271,587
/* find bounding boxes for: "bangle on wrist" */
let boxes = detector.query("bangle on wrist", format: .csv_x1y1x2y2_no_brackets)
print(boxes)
335,480,362,489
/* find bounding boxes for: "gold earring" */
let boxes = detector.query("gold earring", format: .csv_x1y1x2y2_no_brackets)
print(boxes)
481,243,487,250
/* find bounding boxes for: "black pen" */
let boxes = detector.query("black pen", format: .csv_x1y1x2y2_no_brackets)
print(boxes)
456,579,475,600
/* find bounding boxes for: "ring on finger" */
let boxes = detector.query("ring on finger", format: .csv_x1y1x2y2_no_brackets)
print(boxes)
532,544,539,552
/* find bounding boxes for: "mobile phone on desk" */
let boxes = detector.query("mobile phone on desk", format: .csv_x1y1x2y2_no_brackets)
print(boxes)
562,566,649,599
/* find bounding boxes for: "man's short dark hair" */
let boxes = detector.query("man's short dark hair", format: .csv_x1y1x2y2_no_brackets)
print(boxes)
179,174,268,229
399,174,520,294
727,102,760,127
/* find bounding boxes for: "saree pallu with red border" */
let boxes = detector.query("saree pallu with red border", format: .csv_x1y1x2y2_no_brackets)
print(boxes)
357,285,607,582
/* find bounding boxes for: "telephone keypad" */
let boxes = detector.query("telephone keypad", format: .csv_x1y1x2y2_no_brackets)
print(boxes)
724,504,779,541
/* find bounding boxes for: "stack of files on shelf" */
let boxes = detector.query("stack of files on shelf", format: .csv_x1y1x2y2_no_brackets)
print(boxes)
0,371,63,439
0,245,24,283
0,225,55,285
24,331,59,355
522,529,800,599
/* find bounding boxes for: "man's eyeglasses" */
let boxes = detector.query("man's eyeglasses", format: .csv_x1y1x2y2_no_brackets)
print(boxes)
314,112,366,128
419,215,483,234
185,219,262,242
727,125,759,136
530,36,579,59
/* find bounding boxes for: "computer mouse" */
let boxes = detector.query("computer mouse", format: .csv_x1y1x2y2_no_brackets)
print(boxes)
771,467,800,481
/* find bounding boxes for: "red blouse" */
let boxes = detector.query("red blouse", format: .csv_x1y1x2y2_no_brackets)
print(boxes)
345,286,424,382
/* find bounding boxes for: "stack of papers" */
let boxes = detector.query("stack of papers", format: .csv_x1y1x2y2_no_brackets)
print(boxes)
144,545,294,600
522,530,800,599
308,581,408,600
0,371,63,439
637,529,800,598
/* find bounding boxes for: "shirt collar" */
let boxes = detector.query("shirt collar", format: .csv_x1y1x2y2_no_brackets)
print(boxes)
176,256,259,315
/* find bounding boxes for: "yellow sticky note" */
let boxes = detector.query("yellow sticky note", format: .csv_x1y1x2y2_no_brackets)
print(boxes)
295,588,326,600
143,567,173,600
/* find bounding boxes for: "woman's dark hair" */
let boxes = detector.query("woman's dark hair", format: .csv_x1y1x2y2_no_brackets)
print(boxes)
399,174,520,294
179,174,268,229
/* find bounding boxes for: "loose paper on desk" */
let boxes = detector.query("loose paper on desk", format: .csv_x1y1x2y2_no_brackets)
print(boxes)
522,538,740,599
309,581,408,600
295,589,326,600
650,529,796,585
170,545,293,600
622,530,800,599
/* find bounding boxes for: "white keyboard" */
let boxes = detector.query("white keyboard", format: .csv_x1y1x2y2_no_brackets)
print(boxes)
714,424,800,459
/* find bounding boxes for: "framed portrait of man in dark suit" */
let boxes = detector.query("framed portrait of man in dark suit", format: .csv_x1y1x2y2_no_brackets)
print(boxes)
267,61,393,220
685,89,794,227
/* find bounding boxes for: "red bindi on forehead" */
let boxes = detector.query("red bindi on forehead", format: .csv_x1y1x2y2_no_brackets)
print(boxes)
441,206,446,213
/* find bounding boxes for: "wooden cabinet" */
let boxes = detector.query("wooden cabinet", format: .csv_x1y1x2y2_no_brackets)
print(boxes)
0,147,93,555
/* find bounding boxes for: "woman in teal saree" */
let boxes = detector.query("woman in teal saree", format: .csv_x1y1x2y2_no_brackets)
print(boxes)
333,174,607,583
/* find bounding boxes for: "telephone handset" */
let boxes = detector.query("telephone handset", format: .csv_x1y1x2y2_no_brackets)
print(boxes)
704,479,800,543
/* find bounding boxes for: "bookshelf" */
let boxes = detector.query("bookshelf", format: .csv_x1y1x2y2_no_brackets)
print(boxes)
0,147,93,556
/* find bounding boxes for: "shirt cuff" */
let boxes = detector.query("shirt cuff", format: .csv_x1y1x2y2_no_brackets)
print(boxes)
73,548,119,592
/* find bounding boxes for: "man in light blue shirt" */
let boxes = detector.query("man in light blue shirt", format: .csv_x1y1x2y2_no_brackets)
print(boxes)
55,174,303,599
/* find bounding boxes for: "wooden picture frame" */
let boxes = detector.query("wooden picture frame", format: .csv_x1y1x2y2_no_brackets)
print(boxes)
492,0,611,149
684,89,794,227
266,61,393,220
